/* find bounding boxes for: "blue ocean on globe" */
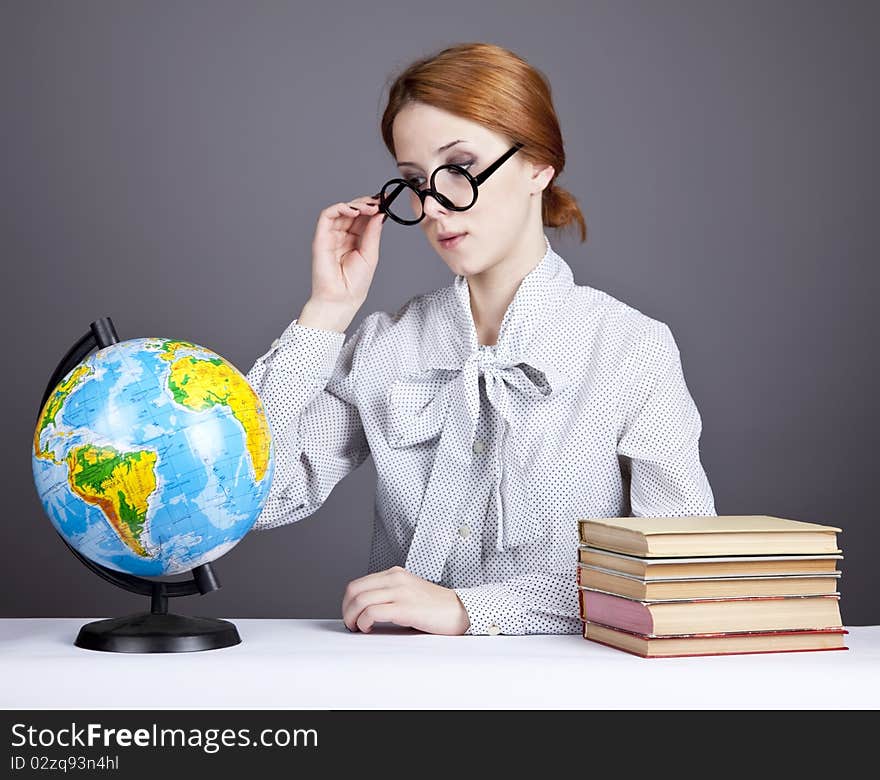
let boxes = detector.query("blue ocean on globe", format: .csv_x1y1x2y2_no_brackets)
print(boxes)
32,337,274,577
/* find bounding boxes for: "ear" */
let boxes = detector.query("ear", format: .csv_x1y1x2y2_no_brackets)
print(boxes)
530,162,555,194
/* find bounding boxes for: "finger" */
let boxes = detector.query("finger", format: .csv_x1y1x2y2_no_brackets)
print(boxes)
315,202,374,239
345,566,402,597
342,566,406,613
314,202,371,254
314,203,358,250
343,586,398,632
317,194,380,223
354,206,385,253
356,602,404,633
343,203,382,239
318,201,360,221
345,195,381,216
341,568,401,617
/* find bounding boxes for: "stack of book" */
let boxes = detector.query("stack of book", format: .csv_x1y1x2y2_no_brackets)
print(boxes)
576,515,848,658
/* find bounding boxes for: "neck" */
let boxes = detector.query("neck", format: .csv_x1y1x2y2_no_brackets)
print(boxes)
466,231,548,346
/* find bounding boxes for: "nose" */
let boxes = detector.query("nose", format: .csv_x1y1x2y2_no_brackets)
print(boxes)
422,192,448,221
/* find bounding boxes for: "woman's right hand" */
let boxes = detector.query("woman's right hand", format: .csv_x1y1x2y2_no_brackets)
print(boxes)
308,193,385,318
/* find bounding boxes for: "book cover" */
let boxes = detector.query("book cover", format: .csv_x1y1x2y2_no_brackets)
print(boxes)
577,563,841,600
577,546,843,579
577,515,841,556
579,515,842,536
577,545,844,564
582,621,850,658
577,562,842,582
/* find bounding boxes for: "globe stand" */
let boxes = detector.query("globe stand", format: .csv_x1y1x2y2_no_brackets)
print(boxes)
40,317,241,653
73,580,241,654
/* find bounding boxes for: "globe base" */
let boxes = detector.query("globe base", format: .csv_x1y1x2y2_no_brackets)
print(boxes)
74,612,241,653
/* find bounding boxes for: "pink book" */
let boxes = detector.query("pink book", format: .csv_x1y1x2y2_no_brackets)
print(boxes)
578,587,843,636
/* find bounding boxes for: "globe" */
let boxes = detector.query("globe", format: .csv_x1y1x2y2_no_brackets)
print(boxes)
32,337,274,578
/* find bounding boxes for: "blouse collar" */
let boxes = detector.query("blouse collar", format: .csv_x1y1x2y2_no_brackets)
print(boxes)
417,233,575,374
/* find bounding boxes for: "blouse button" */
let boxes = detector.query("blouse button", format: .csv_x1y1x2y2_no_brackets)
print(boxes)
458,524,471,539
271,338,280,349
487,624,501,635
472,438,486,454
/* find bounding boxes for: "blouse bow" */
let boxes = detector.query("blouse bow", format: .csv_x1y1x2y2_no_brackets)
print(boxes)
386,345,572,582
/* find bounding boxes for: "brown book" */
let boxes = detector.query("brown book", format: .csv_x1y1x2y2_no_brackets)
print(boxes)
578,515,842,556
578,546,843,578
583,622,849,658
577,563,841,600
577,588,843,635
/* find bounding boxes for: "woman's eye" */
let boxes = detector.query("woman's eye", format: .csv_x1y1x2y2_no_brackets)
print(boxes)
450,159,476,175
404,159,475,187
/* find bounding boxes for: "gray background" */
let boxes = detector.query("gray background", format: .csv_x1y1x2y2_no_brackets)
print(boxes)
3,1,877,624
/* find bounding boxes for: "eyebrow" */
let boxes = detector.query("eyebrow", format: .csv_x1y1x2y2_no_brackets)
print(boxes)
396,139,467,169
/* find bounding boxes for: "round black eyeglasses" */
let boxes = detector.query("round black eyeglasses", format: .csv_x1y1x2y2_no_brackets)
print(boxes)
376,142,525,225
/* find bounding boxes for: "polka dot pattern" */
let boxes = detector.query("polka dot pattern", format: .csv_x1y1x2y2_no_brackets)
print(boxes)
245,233,716,635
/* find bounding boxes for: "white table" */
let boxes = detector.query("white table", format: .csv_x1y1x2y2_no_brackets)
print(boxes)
1,619,877,709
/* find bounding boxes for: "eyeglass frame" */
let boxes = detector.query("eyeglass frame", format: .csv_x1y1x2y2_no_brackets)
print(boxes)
376,141,525,225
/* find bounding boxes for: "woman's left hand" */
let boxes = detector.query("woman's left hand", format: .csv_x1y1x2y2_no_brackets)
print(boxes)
342,566,470,635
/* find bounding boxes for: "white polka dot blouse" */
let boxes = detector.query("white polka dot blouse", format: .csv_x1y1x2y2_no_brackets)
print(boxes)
245,233,717,635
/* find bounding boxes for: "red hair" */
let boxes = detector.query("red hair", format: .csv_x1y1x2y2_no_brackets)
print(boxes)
379,42,587,243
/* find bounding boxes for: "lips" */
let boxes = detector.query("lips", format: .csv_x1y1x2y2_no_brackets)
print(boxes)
438,232,467,250
438,232,465,241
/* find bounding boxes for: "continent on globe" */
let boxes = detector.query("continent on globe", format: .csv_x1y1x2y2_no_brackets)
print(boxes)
66,444,157,558
157,340,272,484
32,363,94,462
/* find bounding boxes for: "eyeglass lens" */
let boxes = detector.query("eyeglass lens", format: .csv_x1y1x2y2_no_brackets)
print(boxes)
382,167,476,223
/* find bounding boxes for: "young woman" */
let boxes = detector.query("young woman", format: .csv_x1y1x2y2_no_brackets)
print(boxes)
245,42,716,636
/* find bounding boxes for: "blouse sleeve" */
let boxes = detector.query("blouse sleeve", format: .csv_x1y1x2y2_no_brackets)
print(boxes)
453,568,581,635
244,313,378,532
616,321,716,518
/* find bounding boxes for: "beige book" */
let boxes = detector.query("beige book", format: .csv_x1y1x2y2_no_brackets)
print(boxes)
578,546,843,578
583,622,849,658
578,515,842,556
577,563,841,600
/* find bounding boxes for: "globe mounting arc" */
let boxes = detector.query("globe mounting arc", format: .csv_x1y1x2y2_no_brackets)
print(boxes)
38,316,218,601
